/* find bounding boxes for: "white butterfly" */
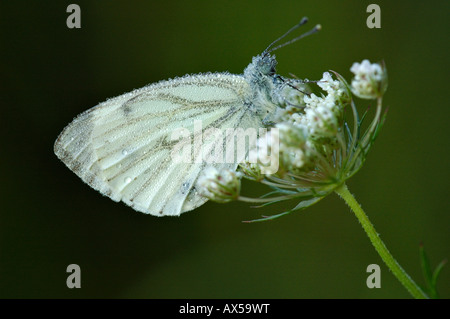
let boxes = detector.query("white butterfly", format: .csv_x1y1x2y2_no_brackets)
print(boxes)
54,18,320,216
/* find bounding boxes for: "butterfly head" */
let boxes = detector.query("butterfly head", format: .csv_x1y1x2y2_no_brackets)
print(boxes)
243,53,278,86
255,53,278,76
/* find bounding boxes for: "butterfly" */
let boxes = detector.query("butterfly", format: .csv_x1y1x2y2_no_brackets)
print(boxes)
54,18,320,216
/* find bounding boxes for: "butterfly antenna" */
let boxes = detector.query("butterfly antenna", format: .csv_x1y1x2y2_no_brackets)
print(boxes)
264,19,321,55
263,17,309,55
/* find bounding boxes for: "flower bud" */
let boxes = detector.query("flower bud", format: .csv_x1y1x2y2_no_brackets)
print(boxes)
239,160,264,182
350,60,387,99
197,167,241,203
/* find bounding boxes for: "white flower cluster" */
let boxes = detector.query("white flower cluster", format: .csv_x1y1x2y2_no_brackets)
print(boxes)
275,122,310,174
198,60,387,205
197,166,241,203
238,160,263,182
247,128,280,175
249,61,386,180
350,59,387,99
258,72,348,176
300,72,347,138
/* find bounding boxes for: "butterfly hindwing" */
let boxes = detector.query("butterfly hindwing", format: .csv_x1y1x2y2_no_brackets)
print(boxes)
55,73,261,216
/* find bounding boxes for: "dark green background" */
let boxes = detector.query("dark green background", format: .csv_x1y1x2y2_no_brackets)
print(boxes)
1,0,449,298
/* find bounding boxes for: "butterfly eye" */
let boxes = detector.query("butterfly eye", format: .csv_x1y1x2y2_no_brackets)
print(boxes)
268,66,276,76
257,55,277,76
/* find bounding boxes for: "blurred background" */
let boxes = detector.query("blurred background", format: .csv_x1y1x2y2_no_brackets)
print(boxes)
1,0,449,298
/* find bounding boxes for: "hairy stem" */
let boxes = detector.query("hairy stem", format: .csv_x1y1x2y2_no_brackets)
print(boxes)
334,183,428,299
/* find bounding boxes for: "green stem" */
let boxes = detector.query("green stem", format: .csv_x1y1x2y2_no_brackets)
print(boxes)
334,183,429,299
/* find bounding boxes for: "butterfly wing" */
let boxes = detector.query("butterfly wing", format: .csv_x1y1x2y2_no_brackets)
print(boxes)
54,73,260,216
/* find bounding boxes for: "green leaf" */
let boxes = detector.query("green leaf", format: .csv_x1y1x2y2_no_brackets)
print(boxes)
250,198,291,209
291,196,323,211
243,196,324,223
431,259,447,296
419,243,433,294
242,210,293,223
419,243,446,299
359,108,369,126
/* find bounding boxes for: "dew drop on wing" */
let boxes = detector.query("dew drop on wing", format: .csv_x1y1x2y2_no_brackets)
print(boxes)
181,182,190,195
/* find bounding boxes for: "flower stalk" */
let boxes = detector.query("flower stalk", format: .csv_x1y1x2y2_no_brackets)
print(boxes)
334,183,429,299
196,59,442,298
